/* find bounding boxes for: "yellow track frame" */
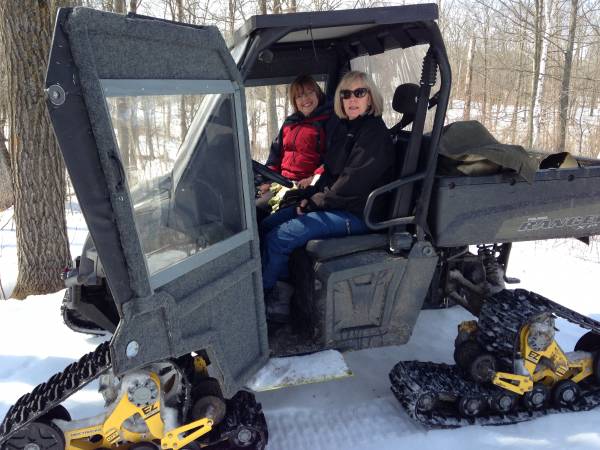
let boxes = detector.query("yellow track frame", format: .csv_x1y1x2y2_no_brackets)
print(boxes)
64,373,213,450
492,322,593,395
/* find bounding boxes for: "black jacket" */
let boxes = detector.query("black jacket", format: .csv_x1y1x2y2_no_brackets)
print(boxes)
308,114,395,218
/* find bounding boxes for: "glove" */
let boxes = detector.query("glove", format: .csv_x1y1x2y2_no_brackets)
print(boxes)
278,186,318,210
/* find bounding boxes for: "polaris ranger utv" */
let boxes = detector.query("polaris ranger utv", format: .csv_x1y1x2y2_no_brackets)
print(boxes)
4,3,600,450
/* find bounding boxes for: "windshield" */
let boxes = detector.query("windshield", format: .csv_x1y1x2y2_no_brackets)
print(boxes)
101,80,247,280
351,45,437,132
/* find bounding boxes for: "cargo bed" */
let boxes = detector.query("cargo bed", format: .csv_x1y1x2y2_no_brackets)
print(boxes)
430,162,600,247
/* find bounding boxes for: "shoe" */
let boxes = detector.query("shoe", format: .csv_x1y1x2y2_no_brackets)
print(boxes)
265,281,294,323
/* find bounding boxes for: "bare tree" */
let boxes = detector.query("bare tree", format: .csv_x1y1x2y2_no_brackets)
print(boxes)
0,113,12,212
0,32,12,212
526,0,544,149
0,0,71,298
261,0,279,144
463,35,476,121
558,0,579,151
532,0,554,148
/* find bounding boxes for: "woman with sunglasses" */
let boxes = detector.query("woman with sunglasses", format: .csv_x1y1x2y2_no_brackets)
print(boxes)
261,71,395,321
256,75,331,222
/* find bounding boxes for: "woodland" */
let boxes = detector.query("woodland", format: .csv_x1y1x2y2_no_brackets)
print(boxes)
0,0,598,297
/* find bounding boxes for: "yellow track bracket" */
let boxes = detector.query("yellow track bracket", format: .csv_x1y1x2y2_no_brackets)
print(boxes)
160,417,213,449
64,372,213,450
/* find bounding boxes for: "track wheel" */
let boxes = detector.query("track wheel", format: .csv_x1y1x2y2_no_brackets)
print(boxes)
574,331,600,352
454,340,481,371
4,421,65,450
552,379,581,407
130,442,160,450
42,405,71,422
522,384,549,410
469,353,497,384
458,395,486,418
415,392,438,413
192,377,226,425
489,391,517,414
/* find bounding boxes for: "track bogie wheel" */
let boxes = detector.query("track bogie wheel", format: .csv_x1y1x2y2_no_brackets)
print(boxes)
4,421,65,450
41,405,71,423
130,442,160,450
552,379,581,407
522,384,549,410
454,340,482,373
415,392,438,413
489,391,517,413
574,331,600,352
469,353,497,384
192,377,223,400
457,395,486,418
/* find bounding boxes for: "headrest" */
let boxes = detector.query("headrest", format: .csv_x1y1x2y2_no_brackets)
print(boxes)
392,83,419,114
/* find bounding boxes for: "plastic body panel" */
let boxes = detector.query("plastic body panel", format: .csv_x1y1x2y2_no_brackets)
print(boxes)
291,241,437,350
46,8,268,397
431,166,600,247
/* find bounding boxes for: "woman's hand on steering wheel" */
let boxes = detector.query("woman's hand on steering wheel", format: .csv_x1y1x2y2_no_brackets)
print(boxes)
297,176,314,189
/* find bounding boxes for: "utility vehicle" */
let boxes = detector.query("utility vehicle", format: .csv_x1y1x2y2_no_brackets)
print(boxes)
4,3,600,449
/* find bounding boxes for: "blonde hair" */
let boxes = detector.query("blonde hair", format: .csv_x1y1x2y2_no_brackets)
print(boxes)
334,71,384,119
288,75,324,113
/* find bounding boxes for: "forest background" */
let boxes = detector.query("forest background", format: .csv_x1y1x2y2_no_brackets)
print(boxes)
0,0,598,299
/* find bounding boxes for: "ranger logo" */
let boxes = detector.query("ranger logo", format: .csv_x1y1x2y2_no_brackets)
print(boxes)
518,215,600,232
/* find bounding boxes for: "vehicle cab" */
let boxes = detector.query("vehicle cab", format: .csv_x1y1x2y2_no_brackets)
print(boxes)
47,4,450,395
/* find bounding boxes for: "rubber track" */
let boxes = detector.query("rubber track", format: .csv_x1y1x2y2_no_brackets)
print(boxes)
390,289,600,428
0,344,268,450
0,342,111,446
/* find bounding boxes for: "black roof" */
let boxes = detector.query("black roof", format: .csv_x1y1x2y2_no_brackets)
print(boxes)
234,4,438,46
234,4,440,84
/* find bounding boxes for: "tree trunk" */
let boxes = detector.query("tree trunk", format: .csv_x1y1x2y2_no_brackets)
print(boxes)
0,112,12,211
176,0,187,142
527,0,544,149
510,35,526,144
228,0,235,39
533,0,554,148
481,9,489,125
0,0,71,299
558,0,579,152
463,36,475,121
113,0,125,12
260,0,278,143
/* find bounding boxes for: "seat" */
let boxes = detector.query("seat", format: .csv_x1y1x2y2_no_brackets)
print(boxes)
287,84,437,352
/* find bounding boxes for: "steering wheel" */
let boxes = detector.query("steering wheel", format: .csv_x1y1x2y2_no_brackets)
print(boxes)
252,160,293,188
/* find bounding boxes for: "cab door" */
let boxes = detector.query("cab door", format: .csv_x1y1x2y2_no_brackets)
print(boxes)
46,7,267,396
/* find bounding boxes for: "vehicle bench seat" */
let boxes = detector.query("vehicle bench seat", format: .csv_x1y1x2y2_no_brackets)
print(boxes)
304,233,388,261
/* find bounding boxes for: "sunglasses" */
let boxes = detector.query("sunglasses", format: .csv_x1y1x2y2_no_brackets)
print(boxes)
339,87,369,99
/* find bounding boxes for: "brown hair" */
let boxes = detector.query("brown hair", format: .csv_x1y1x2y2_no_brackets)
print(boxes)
334,71,384,119
288,75,324,113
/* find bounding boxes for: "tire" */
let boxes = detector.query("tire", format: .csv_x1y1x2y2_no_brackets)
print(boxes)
489,391,517,413
454,340,482,373
552,380,581,407
458,395,486,418
415,392,438,413
468,353,497,384
41,405,71,423
575,331,600,352
522,384,549,410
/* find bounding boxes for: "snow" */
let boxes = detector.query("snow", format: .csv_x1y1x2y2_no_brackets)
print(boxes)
246,350,352,392
2,205,600,449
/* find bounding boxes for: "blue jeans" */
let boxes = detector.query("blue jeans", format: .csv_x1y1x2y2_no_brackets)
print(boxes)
260,206,369,291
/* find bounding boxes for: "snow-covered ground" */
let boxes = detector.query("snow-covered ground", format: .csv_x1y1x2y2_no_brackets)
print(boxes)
2,205,600,449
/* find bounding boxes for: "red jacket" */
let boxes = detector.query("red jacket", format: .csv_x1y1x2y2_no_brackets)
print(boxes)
266,103,331,181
